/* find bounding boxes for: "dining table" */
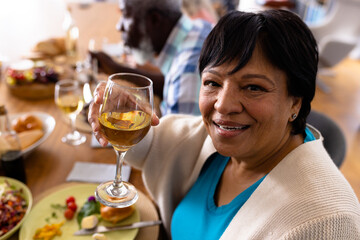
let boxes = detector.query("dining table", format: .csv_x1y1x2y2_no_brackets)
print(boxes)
2,1,360,239
0,2,161,240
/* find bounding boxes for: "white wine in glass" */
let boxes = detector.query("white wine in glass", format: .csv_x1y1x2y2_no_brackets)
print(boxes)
96,73,153,208
55,79,86,145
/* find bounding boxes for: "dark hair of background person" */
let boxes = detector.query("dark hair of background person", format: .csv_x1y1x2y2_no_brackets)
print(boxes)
127,0,182,21
199,10,319,136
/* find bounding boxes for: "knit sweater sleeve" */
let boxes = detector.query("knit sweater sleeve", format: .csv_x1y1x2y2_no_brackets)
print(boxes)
220,129,360,240
280,213,360,240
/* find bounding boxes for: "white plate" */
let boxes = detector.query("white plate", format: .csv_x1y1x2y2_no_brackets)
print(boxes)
9,111,56,157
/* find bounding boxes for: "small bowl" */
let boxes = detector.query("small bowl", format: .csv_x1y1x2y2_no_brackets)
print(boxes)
0,177,33,240
9,112,56,157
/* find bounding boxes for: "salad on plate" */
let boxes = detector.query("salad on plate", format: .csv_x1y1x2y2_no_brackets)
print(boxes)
0,180,28,237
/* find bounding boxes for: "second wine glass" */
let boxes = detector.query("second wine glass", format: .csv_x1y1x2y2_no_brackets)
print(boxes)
96,73,153,208
55,79,86,145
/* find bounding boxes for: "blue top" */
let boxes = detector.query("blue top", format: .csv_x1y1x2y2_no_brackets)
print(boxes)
171,127,316,239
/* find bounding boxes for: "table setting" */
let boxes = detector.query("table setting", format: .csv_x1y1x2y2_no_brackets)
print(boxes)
1,106,160,240
0,2,160,240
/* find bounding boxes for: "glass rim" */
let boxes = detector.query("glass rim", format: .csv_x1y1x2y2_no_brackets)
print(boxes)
55,79,81,91
108,73,153,90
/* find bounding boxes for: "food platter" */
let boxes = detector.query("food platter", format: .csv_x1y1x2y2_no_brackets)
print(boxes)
4,59,63,100
19,183,140,240
9,111,56,157
0,176,33,240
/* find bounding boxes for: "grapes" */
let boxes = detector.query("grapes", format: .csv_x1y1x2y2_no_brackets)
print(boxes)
7,66,59,85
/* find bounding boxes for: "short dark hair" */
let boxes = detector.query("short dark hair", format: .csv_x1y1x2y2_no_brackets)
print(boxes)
199,10,318,135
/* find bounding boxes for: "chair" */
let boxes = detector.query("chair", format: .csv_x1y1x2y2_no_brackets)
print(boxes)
301,0,360,92
307,110,347,168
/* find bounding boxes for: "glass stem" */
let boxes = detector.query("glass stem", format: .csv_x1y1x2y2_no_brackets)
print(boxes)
113,149,126,188
69,113,77,134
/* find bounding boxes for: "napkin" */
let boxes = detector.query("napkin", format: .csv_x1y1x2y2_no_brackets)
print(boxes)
66,162,131,183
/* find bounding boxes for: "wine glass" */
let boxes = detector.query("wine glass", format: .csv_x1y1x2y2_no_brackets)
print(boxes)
95,73,153,207
55,79,86,145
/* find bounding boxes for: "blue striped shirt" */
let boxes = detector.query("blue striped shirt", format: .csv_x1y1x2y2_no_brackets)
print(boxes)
155,15,212,116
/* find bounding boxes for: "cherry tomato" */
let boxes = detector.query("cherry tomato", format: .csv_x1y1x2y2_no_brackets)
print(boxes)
64,208,75,220
67,201,77,212
66,196,75,204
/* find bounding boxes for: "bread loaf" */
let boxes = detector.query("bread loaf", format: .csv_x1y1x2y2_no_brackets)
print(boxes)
33,38,66,56
18,129,44,149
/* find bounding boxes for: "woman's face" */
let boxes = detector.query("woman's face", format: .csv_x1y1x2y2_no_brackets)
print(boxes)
199,47,302,163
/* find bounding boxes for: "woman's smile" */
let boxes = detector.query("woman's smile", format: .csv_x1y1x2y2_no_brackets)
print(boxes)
213,120,250,137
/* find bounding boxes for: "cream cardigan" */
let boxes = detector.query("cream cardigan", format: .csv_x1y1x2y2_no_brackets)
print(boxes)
125,114,360,239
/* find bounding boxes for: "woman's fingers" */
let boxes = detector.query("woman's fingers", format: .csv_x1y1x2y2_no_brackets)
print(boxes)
88,82,108,146
151,113,160,126
93,81,106,104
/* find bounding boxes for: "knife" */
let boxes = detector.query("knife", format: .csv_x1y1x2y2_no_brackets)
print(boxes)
73,220,162,236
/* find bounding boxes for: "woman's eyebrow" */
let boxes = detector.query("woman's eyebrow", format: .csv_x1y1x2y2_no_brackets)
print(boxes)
202,71,275,87
202,69,221,77
242,74,275,86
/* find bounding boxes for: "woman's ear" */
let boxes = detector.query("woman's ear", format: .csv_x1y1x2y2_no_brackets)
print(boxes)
289,96,302,121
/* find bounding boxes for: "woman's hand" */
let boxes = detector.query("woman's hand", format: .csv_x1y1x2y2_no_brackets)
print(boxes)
88,81,160,147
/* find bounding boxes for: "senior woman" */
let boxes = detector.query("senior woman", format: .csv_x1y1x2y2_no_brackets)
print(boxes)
89,10,360,240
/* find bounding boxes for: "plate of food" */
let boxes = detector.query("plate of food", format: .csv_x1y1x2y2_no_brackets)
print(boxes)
9,111,56,157
19,183,140,240
0,176,33,240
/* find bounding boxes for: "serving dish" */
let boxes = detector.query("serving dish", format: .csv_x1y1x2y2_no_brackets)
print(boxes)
7,83,56,100
19,183,140,240
9,111,56,157
4,59,60,100
0,176,33,240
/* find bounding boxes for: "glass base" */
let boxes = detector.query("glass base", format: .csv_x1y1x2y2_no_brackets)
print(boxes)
95,180,138,208
61,130,86,146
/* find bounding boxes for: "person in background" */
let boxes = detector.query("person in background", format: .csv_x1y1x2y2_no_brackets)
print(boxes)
182,0,219,23
212,0,239,17
90,0,212,117
89,10,360,239
295,0,332,24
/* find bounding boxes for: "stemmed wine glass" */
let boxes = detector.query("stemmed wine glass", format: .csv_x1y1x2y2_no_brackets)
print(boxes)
96,73,153,207
55,79,86,145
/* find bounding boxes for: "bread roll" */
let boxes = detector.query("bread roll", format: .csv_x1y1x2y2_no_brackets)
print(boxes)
12,114,43,133
33,38,65,56
100,204,135,224
18,129,44,149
